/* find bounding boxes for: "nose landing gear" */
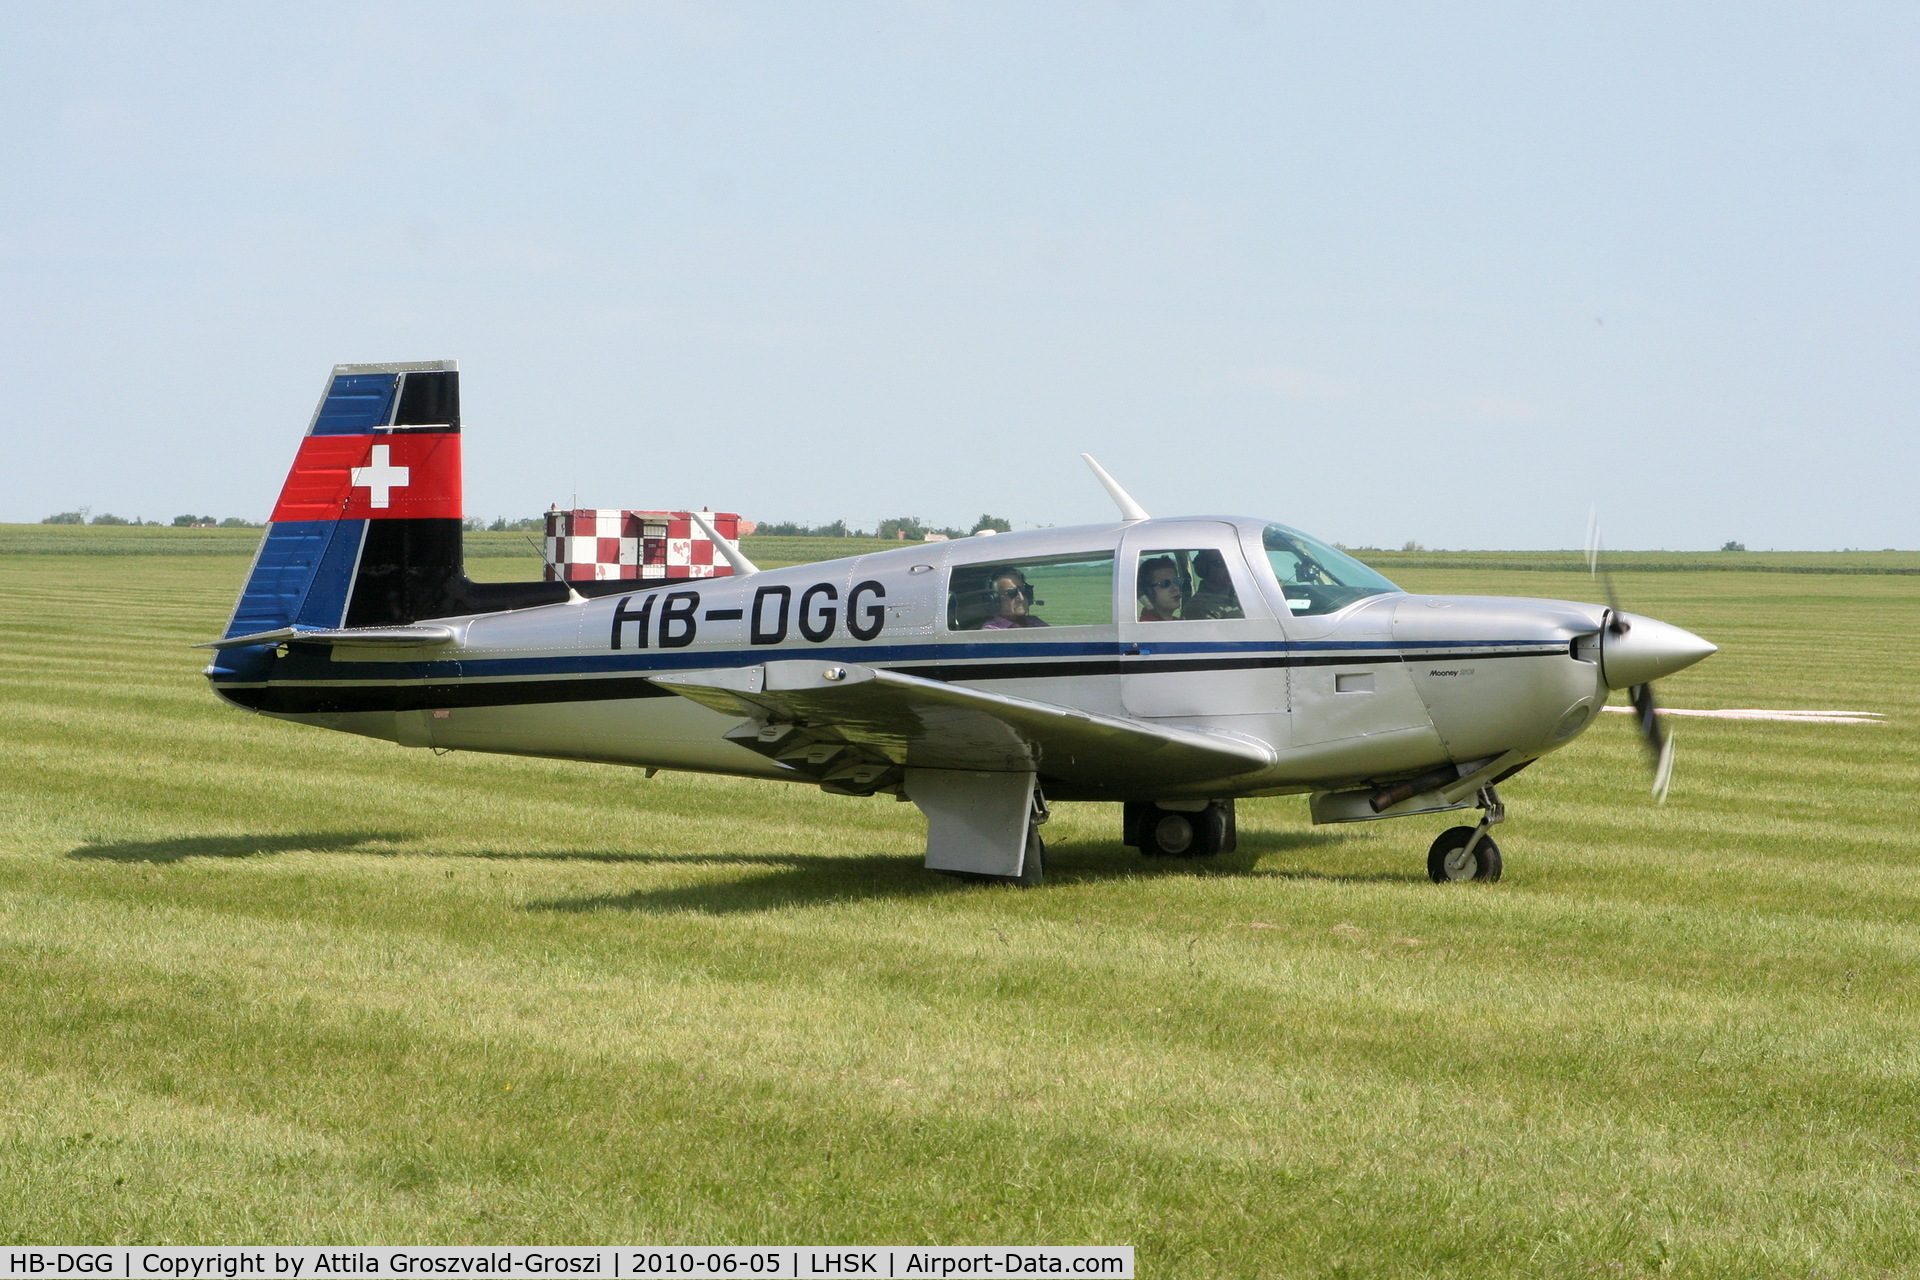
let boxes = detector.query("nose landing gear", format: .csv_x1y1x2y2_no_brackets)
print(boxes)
1427,786,1506,882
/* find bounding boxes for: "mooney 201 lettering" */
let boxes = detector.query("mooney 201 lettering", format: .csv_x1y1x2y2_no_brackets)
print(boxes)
202,361,1716,885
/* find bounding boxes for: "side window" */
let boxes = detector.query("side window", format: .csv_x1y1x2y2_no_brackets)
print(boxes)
1135,549,1246,622
947,553,1115,631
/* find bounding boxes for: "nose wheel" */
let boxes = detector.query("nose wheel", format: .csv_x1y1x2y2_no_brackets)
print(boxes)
1427,787,1505,883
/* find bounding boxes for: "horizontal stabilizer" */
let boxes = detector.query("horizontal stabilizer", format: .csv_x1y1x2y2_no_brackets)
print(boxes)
197,624,456,651
653,661,1273,789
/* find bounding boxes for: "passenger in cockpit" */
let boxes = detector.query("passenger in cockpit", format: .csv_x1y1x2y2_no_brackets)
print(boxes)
1137,556,1184,622
1183,548,1244,620
980,567,1049,629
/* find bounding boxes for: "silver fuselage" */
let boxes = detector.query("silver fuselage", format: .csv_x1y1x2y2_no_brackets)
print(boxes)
209,516,1628,804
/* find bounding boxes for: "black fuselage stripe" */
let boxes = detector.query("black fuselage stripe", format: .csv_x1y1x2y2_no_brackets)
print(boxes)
219,676,677,715
892,647,1561,682
218,647,1567,715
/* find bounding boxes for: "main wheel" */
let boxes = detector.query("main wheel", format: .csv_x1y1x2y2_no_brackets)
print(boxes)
1015,824,1046,887
1142,805,1227,858
1427,826,1502,883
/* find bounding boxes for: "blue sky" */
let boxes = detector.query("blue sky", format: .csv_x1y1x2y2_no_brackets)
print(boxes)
3,2,1915,549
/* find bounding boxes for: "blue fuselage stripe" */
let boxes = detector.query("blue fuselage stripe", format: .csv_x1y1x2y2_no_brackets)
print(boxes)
214,636,1568,687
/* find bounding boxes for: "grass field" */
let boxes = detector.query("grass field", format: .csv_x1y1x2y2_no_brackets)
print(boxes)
0,524,912,568
1,532,1916,1275
8,524,1916,576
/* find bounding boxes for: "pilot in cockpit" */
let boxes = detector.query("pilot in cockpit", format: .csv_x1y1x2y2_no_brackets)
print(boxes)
980,567,1049,629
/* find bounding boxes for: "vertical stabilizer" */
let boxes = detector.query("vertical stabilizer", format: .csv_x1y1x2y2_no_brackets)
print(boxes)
223,361,465,646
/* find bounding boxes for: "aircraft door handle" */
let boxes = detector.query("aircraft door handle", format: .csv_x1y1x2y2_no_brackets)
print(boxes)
1125,644,1142,656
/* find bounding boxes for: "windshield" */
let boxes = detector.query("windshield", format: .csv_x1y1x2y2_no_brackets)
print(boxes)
1261,524,1401,616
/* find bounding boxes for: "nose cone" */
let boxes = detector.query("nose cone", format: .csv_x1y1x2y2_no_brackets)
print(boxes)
1600,612,1717,690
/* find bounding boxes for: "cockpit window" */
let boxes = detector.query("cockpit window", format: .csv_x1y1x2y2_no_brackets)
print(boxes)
1261,524,1400,616
948,553,1115,631
1134,549,1246,622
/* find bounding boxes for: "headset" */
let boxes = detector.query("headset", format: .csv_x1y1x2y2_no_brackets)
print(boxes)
980,567,1037,608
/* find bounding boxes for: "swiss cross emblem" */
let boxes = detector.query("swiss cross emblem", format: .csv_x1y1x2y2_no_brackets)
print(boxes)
270,432,460,523
350,444,411,509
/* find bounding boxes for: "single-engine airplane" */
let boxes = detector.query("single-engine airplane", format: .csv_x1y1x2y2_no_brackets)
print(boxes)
202,361,1716,885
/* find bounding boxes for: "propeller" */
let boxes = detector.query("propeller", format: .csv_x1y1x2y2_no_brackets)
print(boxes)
1587,512,1682,804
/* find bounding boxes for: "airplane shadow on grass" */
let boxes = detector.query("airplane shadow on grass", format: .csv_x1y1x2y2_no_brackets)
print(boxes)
68,831,410,864
64,828,1418,903
528,828,1422,916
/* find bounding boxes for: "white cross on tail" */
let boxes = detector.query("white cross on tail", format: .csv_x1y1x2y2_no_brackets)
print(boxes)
350,444,410,509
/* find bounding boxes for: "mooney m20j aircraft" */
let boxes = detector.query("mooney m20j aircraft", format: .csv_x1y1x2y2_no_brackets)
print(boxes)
203,361,1716,886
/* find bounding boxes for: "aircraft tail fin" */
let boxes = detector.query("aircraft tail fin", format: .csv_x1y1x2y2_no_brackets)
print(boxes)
221,361,470,648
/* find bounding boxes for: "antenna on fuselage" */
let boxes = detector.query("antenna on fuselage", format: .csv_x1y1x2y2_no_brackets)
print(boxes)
689,508,759,577
1080,454,1150,523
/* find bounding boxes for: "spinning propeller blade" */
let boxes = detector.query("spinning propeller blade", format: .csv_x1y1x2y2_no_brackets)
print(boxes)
1591,519,1678,804
1629,680,1675,805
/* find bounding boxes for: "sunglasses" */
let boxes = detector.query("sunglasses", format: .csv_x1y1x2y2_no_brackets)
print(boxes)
1148,577,1182,592
992,585,1035,601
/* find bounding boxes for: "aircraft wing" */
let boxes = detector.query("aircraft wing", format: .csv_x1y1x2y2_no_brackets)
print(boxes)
196,624,456,650
652,660,1274,789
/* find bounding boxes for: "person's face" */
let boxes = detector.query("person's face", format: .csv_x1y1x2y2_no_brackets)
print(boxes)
1146,566,1183,613
991,575,1030,619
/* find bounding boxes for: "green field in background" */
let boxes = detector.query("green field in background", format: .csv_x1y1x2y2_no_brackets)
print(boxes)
1358,547,1920,575
5,524,1915,576
0,525,911,569
1,545,1916,1274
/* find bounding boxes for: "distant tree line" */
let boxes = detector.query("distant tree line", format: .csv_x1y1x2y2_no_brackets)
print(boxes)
464,515,1008,540
41,510,260,527
35,509,1021,541
755,514,1013,540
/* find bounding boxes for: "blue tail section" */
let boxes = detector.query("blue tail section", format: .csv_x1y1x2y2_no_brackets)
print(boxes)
225,519,370,638
312,372,402,436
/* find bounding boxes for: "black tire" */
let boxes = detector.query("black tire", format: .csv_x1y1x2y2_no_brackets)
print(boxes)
1015,824,1045,887
1142,805,1227,858
1427,826,1502,883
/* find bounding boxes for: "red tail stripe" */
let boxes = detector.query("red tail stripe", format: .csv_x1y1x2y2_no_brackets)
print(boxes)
269,433,462,523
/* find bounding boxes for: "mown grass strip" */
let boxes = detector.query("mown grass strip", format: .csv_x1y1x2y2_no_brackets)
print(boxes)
0,552,1916,1273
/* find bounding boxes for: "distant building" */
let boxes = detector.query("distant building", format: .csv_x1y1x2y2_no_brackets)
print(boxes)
543,508,744,582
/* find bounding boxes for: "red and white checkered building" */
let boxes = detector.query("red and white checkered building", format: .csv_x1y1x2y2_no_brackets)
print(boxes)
543,509,745,582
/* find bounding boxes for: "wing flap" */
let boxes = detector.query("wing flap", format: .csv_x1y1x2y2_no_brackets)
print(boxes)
653,660,1273,789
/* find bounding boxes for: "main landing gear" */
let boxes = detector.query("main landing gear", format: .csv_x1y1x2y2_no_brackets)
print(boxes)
1015,807,1047,888
1125,800,1238,859
1426,786,1506,883
906,769,1049,887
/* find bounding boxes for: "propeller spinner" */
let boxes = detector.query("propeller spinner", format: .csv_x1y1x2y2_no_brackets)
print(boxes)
1587,519,1717,803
